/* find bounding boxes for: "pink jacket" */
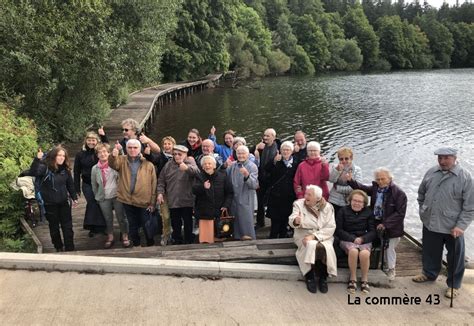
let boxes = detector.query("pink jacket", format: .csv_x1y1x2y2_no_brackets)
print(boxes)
293,158,330,200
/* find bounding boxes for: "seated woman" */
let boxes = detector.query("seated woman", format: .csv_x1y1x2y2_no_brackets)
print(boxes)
227,145,258,240
336,190,376,294
347,167,407,281
193,155,233,244
91,143,131,249
293,141,330,200
289,185,337,294
328,147,362,217
265,141,298,239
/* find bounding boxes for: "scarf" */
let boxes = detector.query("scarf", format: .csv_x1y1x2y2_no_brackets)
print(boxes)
305,197,327,219
374,187,389,219
97,160,109,187
283,156,293,168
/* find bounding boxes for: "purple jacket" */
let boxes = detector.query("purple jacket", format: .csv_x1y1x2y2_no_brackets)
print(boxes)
347,180,407,238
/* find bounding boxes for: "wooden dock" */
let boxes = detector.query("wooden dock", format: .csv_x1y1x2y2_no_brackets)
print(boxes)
24,73,423,277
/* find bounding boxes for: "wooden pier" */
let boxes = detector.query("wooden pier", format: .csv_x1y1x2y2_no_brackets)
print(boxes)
23,73,423,277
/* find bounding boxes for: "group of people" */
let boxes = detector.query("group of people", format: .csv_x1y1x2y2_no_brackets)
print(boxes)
29,119,472,299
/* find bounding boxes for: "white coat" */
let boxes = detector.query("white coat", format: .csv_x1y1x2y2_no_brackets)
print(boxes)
289,199,337,277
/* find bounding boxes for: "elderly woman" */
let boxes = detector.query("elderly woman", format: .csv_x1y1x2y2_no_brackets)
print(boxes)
348,167,407,281
293,141,330,200
336,190,376,294
265,141,298,239
209,126,235,161
74,129,108,236
224,137,257,166
157,145,200,244
329,147,362,216
181,128,203,161
91,143,130,249
30,146,78,252
193,155,233,243
289,185,337,294
227,145,259,240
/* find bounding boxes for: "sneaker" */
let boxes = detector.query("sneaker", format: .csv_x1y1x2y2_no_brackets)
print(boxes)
160,235,170,246
445,288,459,298
386,268,396,281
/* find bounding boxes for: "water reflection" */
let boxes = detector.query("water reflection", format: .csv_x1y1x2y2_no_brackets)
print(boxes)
150,69,474,257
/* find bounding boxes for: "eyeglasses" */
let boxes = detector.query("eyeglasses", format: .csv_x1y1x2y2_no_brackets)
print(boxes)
122,128,130,132
351,199,365,204
339,157,351,161
173,153,183,156
127,146,139,149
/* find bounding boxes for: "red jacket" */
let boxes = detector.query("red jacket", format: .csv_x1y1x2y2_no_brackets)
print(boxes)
293,158,330,200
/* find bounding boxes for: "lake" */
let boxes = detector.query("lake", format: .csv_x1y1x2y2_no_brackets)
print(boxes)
149,69,474,258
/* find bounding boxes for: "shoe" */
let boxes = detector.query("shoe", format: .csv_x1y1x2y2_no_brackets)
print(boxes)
88,231,95,238
160,235,171,246
305,271,317,293
122,239,133,248
361,281,370,294
445,288,459,298
347,280,357,294
104,240,114,249
318,276,328,293
241,235,253,241
412,273,435,283
55,247,64,252
386,269,396,281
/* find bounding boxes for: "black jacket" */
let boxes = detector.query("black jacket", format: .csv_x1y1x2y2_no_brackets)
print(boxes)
30,158,77,205
336,205,376,244
74,134,108,193
264,157,298,219
181,139,202,161
347,180,407,238
192,169,233,220
144,151,172,176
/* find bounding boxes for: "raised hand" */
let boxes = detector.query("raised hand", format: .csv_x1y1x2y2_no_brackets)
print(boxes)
210,125,216,135
115,140,122,151
179,162,188,171
98,126,105,136
204,180,211,189
274,150,282,163
239,166,249,177
143,145,151,155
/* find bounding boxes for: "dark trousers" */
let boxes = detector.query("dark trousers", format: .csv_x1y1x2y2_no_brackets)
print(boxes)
422,227,465,289
82,182,105,232
122,204,151,246
332,204,343,218
170,207,194,244
44,202,74,251
256,185,268,226
269,219,288,239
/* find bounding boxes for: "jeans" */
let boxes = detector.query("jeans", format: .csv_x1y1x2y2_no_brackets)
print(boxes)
44,202,74,251
422,227,465,289
384,237,400,270
169,207,194,244
98,198,128,235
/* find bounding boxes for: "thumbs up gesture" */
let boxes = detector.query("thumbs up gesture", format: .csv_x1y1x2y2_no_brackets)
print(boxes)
274,150,282,163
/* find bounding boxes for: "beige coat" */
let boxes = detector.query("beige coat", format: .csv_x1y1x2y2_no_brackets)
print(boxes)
288,199,337,277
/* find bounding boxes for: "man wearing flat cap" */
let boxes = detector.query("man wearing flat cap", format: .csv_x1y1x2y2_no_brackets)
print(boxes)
413,147,473,299
157,144,199,244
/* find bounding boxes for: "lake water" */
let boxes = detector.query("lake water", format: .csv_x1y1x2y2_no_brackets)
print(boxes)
149,69,474,258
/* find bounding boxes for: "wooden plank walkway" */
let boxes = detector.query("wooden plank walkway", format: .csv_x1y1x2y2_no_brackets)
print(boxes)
26,72,423,277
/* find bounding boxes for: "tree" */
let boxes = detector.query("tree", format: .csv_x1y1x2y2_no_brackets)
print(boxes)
417,15,454,68
447,22,474,67
343,5,380,68
376,16,411,69
329,38,363,70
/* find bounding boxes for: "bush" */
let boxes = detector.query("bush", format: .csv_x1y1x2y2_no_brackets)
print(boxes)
0,103,38,251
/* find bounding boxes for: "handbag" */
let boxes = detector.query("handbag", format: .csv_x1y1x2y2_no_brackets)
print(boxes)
144,208,159,240
215,210,235,239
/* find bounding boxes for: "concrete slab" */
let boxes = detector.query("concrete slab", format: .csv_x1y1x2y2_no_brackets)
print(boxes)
0,252,390,286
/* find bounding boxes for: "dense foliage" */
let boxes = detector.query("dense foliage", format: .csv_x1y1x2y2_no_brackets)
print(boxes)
0,104,38,251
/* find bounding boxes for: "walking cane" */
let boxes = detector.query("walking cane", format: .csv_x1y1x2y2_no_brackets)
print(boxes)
450,234,456,308
378,228,385,271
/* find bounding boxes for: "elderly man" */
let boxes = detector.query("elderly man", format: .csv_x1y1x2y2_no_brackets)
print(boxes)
157,145,200,244
413,147,473,299
255,128,280,228
289,185,337,294
293,130,308,162
109,139,157,247
196,139,223,170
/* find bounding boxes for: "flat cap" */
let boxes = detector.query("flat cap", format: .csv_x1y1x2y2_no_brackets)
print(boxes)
434,147,457,156
173,144,188,153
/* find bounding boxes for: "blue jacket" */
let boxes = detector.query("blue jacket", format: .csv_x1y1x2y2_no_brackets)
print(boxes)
209,134,232,161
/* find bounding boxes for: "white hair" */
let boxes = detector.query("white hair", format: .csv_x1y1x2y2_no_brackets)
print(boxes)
233,137,247,146
236,145,249,154
126,139,141,148
280,141,294,152
265,128,276,137
306,185,323,199
307,141,321,151
200,155,216,167
374,167,393,180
